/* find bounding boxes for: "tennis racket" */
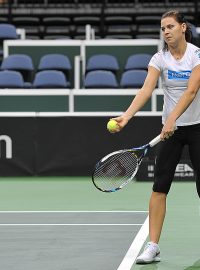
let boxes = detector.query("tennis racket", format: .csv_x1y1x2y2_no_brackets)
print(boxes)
92,134,161,193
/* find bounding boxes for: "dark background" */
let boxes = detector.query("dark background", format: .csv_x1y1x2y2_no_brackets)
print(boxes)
0,116,193,180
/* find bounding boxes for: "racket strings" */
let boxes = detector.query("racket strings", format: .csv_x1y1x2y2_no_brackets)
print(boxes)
93,151,138,191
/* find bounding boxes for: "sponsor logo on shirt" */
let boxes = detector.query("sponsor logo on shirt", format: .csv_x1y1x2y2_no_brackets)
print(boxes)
168,70,191,80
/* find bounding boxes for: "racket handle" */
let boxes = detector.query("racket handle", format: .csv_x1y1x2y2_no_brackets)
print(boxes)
149,127,177,147
149,135,161,147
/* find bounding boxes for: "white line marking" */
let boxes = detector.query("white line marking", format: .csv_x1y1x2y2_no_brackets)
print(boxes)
0,211,148,213
0,223,143,226
117,215,149,270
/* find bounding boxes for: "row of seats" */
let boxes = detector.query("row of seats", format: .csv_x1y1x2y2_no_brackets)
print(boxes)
86,53,151,73
0,54,72,83
0,17,161,40
1,0,196,6
85,53,152,88
1,19,199,43
84,69,147,88
85,53,150,88
0,69,147,88
1,0,197,11
0,23,158,60
1,53,152,75
0,53,152,87
0,70,70,88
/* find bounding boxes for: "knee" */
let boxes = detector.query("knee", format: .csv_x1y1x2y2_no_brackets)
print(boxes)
151,191,167,200
153,179,171,194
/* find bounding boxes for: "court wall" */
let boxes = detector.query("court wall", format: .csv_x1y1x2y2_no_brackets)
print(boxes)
0,115,193,180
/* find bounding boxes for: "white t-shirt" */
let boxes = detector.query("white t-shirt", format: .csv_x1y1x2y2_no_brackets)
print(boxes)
149,42,200,126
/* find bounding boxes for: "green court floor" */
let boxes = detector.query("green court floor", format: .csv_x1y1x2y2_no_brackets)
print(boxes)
0,176,152,211
0,177,199,270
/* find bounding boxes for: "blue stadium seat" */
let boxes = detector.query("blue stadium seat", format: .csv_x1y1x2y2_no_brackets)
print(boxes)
38,54,72,78
33,70,70,88
124,53,152,71
0,70,25,88
0,23,18,40
1,54,34,82
0,24,18,58
120,70,147,88
86,54,119,73
84,70,118,88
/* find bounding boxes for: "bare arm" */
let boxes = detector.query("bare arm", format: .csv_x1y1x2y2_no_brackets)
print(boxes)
113,66,160,131
161,64,200,139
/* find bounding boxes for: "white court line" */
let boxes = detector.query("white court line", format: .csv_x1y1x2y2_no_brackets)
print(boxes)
0,211,148,226
117,215,149,270
0,211,148,213
0,223,143,226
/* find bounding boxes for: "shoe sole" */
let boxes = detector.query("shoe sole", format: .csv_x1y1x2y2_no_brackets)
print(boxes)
136,256,161,264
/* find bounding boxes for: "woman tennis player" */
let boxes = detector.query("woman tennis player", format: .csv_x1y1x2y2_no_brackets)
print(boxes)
111,10,200,264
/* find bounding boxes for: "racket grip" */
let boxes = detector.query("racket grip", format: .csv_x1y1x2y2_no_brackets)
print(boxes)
149,135,161,147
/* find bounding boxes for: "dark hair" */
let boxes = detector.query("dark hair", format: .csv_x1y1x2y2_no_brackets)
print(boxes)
161,10,192,50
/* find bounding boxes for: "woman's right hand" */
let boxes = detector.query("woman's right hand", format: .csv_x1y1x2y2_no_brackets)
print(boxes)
109,115,129,133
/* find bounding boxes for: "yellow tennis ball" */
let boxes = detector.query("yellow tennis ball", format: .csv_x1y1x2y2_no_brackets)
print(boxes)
107,119,118,132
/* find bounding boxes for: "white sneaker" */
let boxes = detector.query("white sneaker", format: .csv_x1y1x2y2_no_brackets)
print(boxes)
136,242,161,264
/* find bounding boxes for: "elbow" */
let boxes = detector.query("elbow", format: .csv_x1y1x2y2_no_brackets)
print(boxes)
190,91,198,101
186,87,199,101
139,87,153,100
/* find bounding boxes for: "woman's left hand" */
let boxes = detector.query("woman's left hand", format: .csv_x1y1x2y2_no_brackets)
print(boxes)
161,118,176,140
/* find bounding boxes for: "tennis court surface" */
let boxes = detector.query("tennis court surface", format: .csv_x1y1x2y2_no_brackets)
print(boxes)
0,177,199,270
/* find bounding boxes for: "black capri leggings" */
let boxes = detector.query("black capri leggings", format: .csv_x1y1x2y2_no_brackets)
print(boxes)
153,123,200,197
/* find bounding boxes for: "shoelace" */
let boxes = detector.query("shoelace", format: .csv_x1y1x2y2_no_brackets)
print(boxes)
143,244,159,256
